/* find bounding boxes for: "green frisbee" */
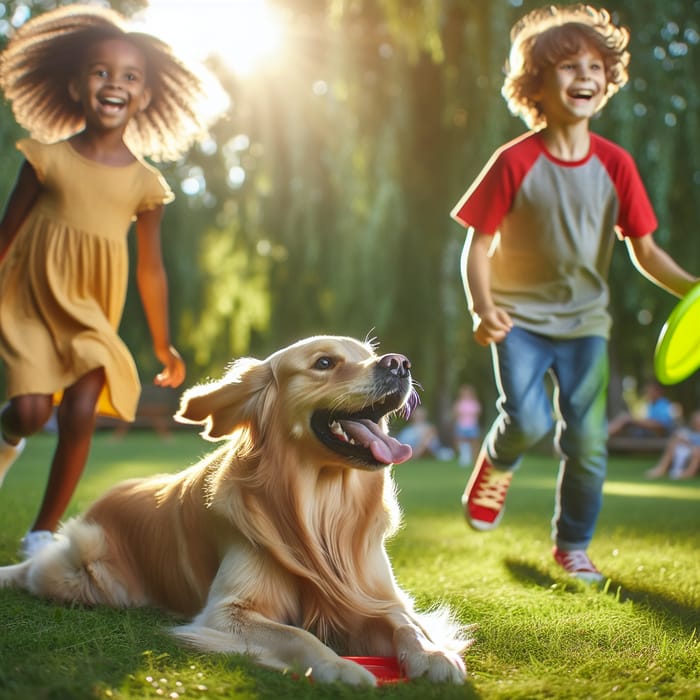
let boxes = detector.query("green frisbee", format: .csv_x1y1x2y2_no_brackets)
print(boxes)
654,282,700,385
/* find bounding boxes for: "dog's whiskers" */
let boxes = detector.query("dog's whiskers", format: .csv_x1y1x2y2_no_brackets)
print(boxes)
400,386,422,420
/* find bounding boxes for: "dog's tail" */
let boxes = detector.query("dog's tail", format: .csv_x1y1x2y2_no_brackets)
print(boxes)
0,560,31,589
1,519,139,608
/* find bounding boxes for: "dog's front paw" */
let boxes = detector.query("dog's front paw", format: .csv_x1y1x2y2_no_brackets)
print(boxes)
400,648,466,684
310,657,378,686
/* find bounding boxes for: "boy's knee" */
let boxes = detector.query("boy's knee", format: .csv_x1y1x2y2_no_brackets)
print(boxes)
513,412,552,445
560,427,606,462
494,411,551,454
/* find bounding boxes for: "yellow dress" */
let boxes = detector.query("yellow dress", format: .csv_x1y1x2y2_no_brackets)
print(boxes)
0,139,174,421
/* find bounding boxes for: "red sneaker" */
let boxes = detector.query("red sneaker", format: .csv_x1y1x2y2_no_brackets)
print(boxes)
461,454,512,531
552,547,605,583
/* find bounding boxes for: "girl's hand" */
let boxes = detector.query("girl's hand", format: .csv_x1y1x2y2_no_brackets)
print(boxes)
474,307,513,346
154,345,186,388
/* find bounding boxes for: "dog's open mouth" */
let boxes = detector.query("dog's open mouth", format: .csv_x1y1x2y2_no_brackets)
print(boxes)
311,391,413,467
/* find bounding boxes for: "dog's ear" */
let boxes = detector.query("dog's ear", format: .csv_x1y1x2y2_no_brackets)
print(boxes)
175,358,275,440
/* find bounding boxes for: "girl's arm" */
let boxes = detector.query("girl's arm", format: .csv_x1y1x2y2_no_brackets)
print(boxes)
626,235,697,298
461,228,513,346
0,161,42,260
134,205,186,388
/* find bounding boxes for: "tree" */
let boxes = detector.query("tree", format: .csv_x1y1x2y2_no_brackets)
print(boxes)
1,0,698,426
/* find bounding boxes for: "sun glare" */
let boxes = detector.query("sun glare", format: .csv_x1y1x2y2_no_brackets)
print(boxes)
133,0,284,76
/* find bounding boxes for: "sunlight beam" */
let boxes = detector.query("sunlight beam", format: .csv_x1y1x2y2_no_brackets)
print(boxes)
133,0,284,76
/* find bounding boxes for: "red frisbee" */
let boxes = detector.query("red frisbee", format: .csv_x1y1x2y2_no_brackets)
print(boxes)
343,656,405,683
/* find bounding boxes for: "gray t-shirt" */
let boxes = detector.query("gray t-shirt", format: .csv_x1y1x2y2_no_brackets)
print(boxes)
451,132,658,339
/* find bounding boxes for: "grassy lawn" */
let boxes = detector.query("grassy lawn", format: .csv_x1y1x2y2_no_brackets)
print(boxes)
0,429,698,699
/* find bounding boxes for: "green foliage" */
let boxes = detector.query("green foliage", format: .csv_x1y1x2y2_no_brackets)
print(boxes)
600,1,700,410
180,0,700,417
0,432,698,699
184,220,271,365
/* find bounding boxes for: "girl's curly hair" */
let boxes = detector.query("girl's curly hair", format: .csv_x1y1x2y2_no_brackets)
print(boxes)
0,4,223,161
502,4,630,130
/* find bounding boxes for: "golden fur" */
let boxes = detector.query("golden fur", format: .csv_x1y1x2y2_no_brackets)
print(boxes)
0,336,468,685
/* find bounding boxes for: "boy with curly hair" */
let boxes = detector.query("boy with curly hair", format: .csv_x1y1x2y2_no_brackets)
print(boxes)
450,4,696,581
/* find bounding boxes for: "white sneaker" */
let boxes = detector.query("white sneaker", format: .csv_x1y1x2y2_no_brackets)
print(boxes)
0,437,25,487
19,530,57,559
553,546,605,584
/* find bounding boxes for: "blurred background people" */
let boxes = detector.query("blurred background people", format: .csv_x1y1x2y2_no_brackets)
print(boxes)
453,384,481,467
397,406,454,461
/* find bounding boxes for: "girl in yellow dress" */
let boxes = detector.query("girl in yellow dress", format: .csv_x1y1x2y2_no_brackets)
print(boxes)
0,5,218,557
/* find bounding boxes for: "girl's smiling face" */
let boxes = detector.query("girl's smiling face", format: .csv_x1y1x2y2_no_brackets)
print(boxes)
535,46,608,126
70,38,151,133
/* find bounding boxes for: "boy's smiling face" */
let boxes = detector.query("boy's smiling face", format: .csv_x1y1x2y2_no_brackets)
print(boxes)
535,46,608,127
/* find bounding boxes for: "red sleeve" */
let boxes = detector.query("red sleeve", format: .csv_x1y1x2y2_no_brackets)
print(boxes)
592,134,657,238
450,133,542,234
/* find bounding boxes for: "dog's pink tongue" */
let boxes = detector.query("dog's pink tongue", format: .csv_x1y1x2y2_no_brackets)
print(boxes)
339,419,413,464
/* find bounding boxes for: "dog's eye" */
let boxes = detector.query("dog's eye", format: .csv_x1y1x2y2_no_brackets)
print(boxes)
313,356,336,370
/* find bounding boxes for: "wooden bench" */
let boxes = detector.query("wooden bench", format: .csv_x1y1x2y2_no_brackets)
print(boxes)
96,385,186,438
607,435,668,455
608,434,671,454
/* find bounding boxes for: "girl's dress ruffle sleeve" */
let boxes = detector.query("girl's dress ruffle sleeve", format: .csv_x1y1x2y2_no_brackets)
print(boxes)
137,163,175,213
16,138,48,182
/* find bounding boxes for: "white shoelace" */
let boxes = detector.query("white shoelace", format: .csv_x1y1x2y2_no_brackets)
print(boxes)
471,468,513,510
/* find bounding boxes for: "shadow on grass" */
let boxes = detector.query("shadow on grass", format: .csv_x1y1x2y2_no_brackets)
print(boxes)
503,558,581,593
609,583,700,635
503,558,700,635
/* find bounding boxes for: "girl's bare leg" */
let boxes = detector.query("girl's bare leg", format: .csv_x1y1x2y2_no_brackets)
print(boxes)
0,395,54,487
645,437,678,479
1,394,54,442
30,367,105,533
678,449,700,479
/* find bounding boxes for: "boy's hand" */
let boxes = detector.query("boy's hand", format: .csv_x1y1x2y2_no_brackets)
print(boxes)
474,307,513,346
154,345,186,388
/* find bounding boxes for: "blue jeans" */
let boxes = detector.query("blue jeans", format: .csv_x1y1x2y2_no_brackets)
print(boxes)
483,327,609,550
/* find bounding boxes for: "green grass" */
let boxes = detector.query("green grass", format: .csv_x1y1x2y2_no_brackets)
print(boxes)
0,431,698,699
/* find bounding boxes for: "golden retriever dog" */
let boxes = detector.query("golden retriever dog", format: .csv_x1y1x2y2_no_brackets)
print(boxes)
0,336,468,686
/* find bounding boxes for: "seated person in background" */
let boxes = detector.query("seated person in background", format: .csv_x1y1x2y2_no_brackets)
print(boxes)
608,380,677,438
645,410,700,480
397,407,454,461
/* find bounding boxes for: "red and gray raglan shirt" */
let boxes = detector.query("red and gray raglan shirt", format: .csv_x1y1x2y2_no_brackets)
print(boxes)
451,131,658,340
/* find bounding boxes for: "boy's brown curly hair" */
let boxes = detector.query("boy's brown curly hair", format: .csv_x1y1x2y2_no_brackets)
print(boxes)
0,4,223,161
502,4,630,130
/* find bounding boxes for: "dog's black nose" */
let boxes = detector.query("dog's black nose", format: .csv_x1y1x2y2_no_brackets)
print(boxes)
378,353,411,378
